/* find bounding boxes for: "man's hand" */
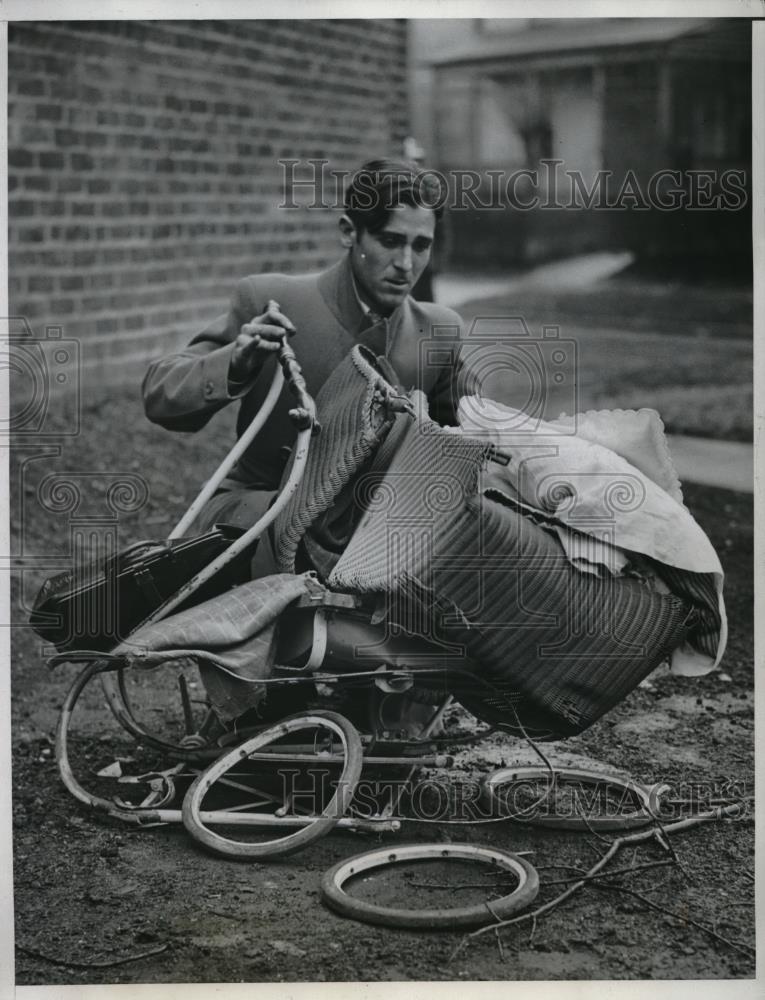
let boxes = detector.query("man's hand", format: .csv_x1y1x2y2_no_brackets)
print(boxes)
229,299,297,384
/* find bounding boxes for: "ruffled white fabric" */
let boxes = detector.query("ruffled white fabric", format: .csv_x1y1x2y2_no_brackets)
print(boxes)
549,407,684,505
457,397,726,676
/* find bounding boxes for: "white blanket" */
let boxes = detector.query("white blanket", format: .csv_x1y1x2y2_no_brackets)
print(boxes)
457,397,726,676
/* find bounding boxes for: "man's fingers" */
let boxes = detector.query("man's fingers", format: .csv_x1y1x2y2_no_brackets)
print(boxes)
263,299,297,335
232,305,296,378
249,336,281,353
239,322,290,343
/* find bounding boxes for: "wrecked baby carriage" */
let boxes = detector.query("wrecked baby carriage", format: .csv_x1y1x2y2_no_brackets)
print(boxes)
31,337,726,860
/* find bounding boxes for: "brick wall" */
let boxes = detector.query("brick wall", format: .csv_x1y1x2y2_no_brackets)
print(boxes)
8,19,409,382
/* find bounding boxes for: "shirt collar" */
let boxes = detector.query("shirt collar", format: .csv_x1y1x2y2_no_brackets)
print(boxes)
350,272,372,316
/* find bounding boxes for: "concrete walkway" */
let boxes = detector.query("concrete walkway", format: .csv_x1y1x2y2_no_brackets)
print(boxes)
666,434,754,494
434,251,635,308
433,254,754,495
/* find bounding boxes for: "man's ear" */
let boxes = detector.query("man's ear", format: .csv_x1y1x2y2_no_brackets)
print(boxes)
338,214,357,249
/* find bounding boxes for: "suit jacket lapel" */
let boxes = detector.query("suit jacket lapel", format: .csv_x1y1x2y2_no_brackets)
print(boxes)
317,256,368,336
316,256,427,385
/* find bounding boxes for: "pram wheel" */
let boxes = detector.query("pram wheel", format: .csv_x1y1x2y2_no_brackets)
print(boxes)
181,710,363,859
320,842,539,929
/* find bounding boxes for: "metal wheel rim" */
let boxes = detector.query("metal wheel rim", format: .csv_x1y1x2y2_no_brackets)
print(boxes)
182,710,363,859
321,842,539,929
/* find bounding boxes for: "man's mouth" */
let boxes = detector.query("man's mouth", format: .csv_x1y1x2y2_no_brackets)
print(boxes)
385,278,410,290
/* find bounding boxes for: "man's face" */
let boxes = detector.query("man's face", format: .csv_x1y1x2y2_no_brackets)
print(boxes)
346,204,435,316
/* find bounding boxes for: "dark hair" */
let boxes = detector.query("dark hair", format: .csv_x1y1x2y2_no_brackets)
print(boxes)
344,158,445,234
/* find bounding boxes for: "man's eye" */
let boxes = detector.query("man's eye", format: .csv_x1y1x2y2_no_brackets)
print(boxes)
413,240,433,254
378,235,402,249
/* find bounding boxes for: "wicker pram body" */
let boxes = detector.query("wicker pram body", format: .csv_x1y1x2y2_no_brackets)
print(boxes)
263,345,695,740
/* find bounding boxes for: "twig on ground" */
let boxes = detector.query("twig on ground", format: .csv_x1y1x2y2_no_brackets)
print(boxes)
17,942,168,969
584,837,609,861
449,803,744,962
535,864,586,872
493,926,505,961
208,909,244,921
650,812,693,883
485,900,505,961
590,882,755,958
408,880,501,890
542,859,672,887
576,802,617,847
633,876,676,896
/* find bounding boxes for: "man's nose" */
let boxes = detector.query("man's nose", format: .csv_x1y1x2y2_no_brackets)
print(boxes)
393,245,413,272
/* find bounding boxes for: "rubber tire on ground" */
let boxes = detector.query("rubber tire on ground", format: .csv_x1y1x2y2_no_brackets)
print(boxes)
182,710,363,859
320,842,539,929
482,765,664,830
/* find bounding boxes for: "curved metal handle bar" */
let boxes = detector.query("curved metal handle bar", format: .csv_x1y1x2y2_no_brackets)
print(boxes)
97,343,316,745
169,363,286,540
98,420,314,746
132,423,313,628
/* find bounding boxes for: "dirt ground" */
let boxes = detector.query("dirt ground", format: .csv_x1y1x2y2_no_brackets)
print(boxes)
8,374,754,986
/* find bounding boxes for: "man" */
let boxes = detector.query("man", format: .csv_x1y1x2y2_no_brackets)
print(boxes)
142,158,466,534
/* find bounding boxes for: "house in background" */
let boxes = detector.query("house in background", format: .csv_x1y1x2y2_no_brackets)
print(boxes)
409,17,751,269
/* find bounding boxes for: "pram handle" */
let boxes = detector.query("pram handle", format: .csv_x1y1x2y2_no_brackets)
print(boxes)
168,334,317,540
278,335,317,431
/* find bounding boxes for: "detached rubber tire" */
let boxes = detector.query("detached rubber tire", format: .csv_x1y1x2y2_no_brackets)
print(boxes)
483,766,664,830
321,843,539,929
182,710,363,859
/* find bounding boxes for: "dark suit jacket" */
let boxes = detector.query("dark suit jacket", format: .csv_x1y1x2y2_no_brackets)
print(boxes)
142,255,466,489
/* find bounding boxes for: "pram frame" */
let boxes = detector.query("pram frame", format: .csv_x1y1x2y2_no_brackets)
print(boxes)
55,339,461,852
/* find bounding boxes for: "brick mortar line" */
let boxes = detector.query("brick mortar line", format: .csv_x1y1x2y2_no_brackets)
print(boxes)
12,289,233,306
12,250,327,278
8,89,406,118
9,227,331,241
10,189,309,201
7,53,407,79
10,228,333,238
9,203,331,216
13,268,324,287
9,88,399,111
11,241,331,256
9,20,404,53
8,114,404,141
9,295,230,315
8,39,405,85
8,121,391,140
